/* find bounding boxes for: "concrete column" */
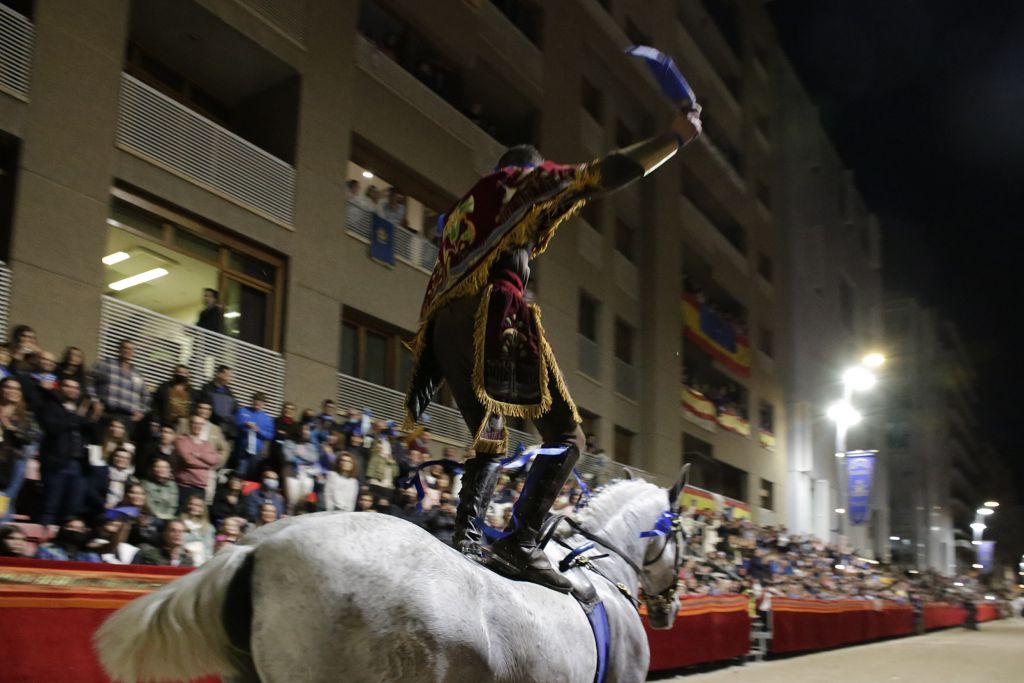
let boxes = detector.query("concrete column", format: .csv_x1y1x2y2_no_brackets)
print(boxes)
282,0,359,409
8,0,131,358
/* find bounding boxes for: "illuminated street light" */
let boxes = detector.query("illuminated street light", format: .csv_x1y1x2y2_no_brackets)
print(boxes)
972,563,983,569
976,508,994,516
862,353,886,368
953,582,964,587
842,366,877,392
984,501,999,508
834,507,846,514
827,401,861,427
969,522,987,532
889,536,900,541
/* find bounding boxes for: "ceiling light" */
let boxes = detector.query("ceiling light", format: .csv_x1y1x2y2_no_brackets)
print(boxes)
362,171,374,179
109,268,168,291
224,311,241,319
102,251,130,265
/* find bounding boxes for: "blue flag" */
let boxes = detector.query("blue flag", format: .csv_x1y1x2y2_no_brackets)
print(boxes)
625,45,697,106
370,214,395,266
846,451,875,526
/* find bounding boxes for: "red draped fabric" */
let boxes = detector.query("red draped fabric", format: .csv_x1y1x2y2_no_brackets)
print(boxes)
643,595,752,671
770,598,914,654
923,602,966,629
976,602,999,622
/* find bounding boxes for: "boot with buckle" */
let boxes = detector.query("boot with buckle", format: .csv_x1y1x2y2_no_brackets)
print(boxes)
451,455,502,560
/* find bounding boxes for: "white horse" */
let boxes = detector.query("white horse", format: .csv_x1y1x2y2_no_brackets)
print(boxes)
95,474,688,683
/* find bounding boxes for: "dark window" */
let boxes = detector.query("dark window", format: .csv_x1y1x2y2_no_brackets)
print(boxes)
759,401,774,432
489,0,543,47
700,0,741,56
340,309,412,391
614,318,634,364
756,180,772,210
582,200,602,231
758,326,774,358
614,218,635,261
760,479,774,510
0,132,20,261
758,252,773,282
680,162,746,254
582,77,603,122
757,114,771,141
615,118,634,148
614,425,635,465
340,323,358,376
578,291,599,341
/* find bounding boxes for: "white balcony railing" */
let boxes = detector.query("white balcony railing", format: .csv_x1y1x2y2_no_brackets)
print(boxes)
0,260,11,339
577,334,601,380
344,201,438,273
99,296,286,412
614,358,637,400
336,373,533,453
0,4,33,99
116,74,296,226
238,0,306,45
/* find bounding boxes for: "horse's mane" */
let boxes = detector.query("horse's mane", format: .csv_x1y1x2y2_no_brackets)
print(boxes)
573,478,664,533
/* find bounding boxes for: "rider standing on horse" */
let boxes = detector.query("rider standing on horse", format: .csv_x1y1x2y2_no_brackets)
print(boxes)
404,106,703,592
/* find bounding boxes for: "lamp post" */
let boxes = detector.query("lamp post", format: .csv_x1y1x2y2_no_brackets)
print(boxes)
971,504,996,573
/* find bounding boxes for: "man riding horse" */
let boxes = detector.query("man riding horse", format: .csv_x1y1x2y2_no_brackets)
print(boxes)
404,106,702,593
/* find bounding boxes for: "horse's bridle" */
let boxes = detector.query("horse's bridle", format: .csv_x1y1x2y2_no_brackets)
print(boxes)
638,513,686,614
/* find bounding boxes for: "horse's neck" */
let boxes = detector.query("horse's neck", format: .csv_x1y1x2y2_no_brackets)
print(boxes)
573,517,646,593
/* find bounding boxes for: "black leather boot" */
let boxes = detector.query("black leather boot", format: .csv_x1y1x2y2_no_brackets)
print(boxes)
451,455,502,559
489,444,579,593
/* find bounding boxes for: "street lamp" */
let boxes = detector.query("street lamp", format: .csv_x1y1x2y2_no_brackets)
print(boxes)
862,352,886,368
976,508,994,516
983,501,999,508
828,359,879,548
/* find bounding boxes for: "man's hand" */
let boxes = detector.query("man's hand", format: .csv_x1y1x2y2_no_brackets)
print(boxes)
672,104,703,146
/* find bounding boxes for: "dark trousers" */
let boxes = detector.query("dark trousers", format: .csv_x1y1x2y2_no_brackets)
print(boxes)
39,460,86,526
432,292,584,452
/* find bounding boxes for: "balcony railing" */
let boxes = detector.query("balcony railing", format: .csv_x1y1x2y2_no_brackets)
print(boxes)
0,4,33,99
116,74,296,226
614,358,637,400
336,373,532,452
238,0,306,45
0,260,10,339
577,334,601,380
344,201,438,273
99,296,286,412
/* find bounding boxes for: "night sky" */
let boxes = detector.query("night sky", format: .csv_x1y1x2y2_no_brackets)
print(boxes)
770,1,1024,516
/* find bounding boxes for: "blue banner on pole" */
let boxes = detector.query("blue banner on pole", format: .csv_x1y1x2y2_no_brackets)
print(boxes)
846,451,875,526
977,541,995,574
370,214,395,266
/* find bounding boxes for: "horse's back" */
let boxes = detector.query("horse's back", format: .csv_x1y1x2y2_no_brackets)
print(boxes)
244,512,596,682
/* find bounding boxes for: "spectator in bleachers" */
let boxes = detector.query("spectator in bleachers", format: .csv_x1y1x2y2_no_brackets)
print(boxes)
425,491,457,544
142,458,178,522
180,494,214,565
323,451,359,513
355,489,375,512
119,483,160,549
0,347,11,381
273,401,301,444
93,447,134,512
211,472,247,524
87,514,138,565
173,415,220,508
150,366,196,429
56,346,89,391
7,324,39,374
135,424,176,481
96,418,135,463
92,339,149,435
133,519,193,567
377,188,407,227
254,502,280,528
0,523,30,557
0,376,38,522
200,365,239,445
365,420,398,499
283,423,319,515
37,378,102,527
196,288,223,334
180,401,230,504
37,517,100,562
243,469,284,522
234,392,274,478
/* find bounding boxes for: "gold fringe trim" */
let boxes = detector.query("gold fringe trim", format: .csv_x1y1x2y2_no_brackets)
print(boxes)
470,284,554,421
472,411,509,455
402,163,599,428
533,304,582,424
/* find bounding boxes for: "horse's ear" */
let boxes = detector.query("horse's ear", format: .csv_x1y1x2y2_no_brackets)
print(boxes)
668,463,691,512
622,468,634,480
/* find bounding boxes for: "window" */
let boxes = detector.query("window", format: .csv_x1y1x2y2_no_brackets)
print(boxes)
756,180,772,210
680,162,746,254
839,278,855,331
614,425,635,465
581,201,602,231
578,291,599,341
758,252,773,282
615,118,634,148
614,318,634,364
760,479,774,510
614,218,635,261
581,77,603,122
489,0,543,47
578,408,601,452
0,131,20,262
340,308,413,391
758,326,774,358
106,188,286,349
759,401,774,432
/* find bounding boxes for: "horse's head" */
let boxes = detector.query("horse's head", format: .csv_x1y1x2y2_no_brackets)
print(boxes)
636,464,690,630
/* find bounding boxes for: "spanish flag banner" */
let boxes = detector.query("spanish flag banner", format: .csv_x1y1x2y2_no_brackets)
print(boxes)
758,429,776,450
682,386,717,432
682,294,751,377
717,407,751,437
679,484,752,520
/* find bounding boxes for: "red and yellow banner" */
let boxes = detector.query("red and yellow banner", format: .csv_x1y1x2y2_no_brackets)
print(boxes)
678,484,751,520
682,386,717,432
759,429,776,450
682,293,751,377
717,407,750,437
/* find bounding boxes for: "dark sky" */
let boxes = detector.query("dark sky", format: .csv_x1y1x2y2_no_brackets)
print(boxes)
770,1,1024,507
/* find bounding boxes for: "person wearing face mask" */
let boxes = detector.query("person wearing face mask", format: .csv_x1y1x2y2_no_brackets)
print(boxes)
242,469,284,522
36,518,101,562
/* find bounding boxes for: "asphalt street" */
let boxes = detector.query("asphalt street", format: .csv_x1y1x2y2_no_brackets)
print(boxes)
662,618,1024,682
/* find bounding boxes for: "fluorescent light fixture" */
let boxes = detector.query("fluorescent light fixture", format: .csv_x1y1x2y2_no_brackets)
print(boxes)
834,507,846,514
976,508,994,516
983,501,999,508
972,563,983,569
908,570,919,574
102,251,130,265
843,366,876,391
889,536,900,541
862,352,886,368
361,171,374,179
108,268,168,291
224,311,241,319
953,582,964,587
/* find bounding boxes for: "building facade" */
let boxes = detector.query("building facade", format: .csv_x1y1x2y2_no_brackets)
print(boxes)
0,0,807,517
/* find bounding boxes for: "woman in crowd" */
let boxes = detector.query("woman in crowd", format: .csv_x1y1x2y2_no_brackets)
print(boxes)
0,524,31,557
90,446,135,515
179,494,215,565
0,376,38,522
7,324,38,374
254,501,280,528
120,482,161,549
142,458,178,521
323,451,360,512
97,418,135,462
283,423,319,515
86,514,138,564
211,471,247,523
57,346,90,392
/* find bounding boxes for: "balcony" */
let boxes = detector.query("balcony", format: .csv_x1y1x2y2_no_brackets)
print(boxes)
344,201,438,273
237,0,306,45
116,74,296,226
0,3,33,100
614,358,637,400
577,334,601,380
98,295,286,412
